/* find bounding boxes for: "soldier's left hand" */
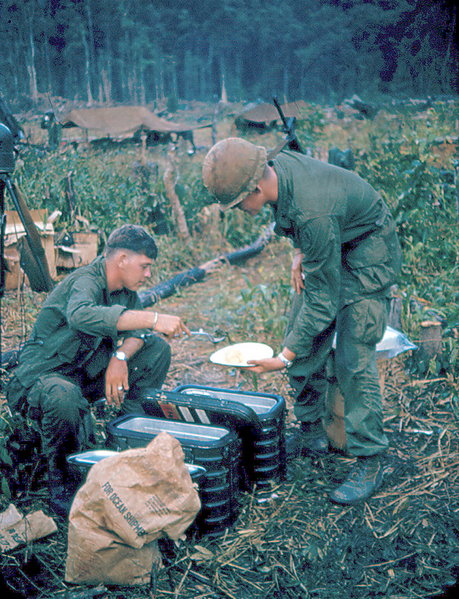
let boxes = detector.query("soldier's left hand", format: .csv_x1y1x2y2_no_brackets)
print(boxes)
105,358,129,407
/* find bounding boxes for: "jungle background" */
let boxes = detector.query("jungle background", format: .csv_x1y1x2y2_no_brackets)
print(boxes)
1,1,459,598
0,0,457,107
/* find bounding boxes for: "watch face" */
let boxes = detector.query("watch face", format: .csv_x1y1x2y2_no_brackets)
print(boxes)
115,351,127,360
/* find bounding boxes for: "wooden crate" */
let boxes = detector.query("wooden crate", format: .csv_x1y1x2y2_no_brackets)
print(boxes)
3,209,56,290
55,232,98,270
323,360,387,451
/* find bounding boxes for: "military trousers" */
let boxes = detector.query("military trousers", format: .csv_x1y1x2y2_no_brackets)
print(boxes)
287,294,389,457
8,334,171,463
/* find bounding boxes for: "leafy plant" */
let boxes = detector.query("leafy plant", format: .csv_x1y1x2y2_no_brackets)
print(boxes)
0,413,14,500
235,274,293,345
0,410,43,502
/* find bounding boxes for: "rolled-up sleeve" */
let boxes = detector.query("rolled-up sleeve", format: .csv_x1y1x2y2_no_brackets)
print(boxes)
284,216,341,357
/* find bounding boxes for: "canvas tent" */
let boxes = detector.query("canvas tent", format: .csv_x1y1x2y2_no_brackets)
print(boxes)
235,101,308,130
60,106,210,144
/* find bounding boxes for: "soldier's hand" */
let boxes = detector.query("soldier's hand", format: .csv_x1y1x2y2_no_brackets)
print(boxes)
155,314,191,340
291,252,305,294
105,358,129,408
246,357,286,374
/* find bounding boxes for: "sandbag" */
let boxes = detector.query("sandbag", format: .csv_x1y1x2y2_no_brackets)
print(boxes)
65,432,201,586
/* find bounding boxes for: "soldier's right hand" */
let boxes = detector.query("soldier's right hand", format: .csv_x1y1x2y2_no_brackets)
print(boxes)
155,314,191,340
291,252,305,294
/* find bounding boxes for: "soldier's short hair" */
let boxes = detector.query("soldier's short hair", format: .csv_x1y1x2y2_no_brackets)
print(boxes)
105,224,158,260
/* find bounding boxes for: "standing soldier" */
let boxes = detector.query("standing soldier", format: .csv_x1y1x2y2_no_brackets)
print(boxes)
202,138,402,505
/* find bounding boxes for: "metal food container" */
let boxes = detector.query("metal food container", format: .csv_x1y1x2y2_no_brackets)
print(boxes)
106,415,242,536
173,385,287,490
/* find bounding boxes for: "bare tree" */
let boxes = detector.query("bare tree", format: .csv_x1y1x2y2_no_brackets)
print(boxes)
25,3,39,102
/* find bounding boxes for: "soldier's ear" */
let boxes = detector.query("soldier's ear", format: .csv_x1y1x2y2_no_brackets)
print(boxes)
116,251,130,270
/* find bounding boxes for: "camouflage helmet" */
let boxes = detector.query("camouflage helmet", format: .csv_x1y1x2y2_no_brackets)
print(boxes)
202,138,267,210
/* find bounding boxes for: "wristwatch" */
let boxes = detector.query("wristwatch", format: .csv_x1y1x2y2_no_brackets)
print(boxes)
112,350,128,362
277,352,293,369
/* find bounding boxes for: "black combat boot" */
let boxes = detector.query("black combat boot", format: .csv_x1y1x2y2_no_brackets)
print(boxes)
330,455,384,505
47,454,76,517
286,419,329,458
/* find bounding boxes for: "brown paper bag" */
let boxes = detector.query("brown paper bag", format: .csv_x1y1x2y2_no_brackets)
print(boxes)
65,432,201,586
0,504,57,553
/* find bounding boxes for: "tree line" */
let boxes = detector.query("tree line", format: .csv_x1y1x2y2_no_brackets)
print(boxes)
0,0,457,109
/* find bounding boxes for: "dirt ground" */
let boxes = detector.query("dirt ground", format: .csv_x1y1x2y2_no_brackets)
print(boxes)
1,239,459,599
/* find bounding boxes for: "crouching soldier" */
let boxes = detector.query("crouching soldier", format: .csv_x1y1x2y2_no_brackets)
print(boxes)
7,224,190,515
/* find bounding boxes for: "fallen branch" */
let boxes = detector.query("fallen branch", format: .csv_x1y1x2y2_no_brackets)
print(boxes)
139,222,276,307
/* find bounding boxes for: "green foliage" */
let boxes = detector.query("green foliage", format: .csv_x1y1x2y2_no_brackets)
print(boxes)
0,413,15,500
235,274,293,344
222,205,274,248
16,147,151,235
11,142,274,275
295,104,327,147
352,107,459,358
0,410,43,502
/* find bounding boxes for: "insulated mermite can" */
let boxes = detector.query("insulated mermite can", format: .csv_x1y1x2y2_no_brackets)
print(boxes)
173,385,287,490
135,387,262,490
66,449,118,479
105,415,242,537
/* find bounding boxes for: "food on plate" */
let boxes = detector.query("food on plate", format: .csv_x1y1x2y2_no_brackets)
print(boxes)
210,342,273,367
225,347,245,365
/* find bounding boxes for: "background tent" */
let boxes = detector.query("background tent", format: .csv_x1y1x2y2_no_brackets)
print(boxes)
235,101,308,130
60,106,210,141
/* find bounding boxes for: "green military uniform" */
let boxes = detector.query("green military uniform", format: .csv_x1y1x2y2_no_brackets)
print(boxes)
7,255,171,462
271,151,402,456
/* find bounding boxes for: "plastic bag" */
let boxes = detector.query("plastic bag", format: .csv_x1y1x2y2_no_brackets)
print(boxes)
332,325,417,359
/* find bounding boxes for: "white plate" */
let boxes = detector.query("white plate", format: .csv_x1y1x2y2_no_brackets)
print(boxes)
210,342,274,368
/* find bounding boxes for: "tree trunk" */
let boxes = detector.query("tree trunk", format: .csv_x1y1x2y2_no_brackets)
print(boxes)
158,55,165,103
283,67,289,103
440,6,456,93
27,23,39,102
85,0,96,101
171,60,178,101
42,10,53,95
220,75,227,103
163,145,191,242
419,321,442,359
140,55,146,105
184,50,192,100
11,39,20,97
81,28,93,105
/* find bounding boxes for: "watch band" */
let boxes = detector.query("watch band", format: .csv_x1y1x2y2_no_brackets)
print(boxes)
277,352,293,369
113,350,128,361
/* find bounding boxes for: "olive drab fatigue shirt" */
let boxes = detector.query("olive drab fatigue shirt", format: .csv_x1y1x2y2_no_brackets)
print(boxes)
271,150,402,359
12,255,150,392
